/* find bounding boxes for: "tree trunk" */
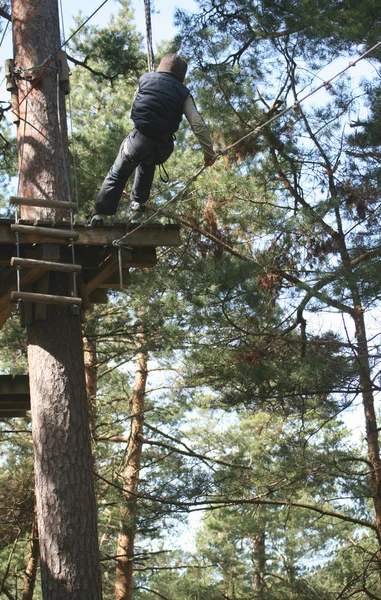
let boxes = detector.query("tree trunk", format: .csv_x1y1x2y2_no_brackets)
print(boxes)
84,334,98,434
115,321,147,600
353,309,381,552
252,531,266,596
22,515,39,600
11,1,102,598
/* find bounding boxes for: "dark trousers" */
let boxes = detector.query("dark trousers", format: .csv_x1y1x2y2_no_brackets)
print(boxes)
95,128,174,215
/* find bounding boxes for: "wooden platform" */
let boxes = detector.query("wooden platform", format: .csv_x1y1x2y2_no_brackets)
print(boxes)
0,218,181,330
0,374,30,419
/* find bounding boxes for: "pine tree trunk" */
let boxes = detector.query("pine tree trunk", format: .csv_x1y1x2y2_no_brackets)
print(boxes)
11,0,102,597
353,309,381,554
115,322,147,600
22,516,38,600
252,531,266,595
336,231,381,574
84,335,98,434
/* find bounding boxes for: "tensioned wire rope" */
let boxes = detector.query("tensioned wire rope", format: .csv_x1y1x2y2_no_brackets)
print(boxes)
144,0,155,72
10,0,112,117
112,37,381,249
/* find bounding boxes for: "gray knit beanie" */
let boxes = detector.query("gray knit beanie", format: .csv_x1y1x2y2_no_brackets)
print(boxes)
157,54,188,82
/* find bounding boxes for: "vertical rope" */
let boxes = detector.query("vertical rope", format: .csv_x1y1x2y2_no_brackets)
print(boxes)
58,0,79,206
56,68,72,203
17,76,28,197
144,0,155,72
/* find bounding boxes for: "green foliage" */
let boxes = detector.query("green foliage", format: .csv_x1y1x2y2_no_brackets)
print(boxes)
2,0,381,596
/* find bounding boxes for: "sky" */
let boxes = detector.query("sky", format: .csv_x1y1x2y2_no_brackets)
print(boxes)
1,0,197,77
61,0,197,48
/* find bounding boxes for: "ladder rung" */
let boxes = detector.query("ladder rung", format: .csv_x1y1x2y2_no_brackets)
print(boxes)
11,291,82,307
11,224,79,240
11,257,82,273
10,196,78,211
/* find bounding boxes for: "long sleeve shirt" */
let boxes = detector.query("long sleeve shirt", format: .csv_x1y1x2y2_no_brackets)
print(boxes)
183,95,215,159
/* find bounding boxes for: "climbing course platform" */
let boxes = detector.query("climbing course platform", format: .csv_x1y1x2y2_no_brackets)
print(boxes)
0,212,180,330
0,374,30,419
0,197,181,419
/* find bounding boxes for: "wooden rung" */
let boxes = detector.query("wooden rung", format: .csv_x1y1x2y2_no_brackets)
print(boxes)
11,224,79,240
11,291,82,307
10,196,78,211
11,257,82,273
0,411,28,419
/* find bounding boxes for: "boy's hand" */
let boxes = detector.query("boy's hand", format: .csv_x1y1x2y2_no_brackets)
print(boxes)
204,154,217,167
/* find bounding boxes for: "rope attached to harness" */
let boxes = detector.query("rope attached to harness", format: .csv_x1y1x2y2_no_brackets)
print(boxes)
144,0,155,73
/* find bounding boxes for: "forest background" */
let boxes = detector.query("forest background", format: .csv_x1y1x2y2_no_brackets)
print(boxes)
1,0,381,598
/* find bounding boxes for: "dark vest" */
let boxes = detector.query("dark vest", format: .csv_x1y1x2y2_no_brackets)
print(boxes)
131,72,190,138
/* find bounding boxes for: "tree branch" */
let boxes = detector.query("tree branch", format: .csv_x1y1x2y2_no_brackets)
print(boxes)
66,53,117,82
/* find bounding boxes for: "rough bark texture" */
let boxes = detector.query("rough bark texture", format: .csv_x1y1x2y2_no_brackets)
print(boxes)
11,0,102,597
22,515,39,600
252,531,266,595
12,0,71,216
27,306,102,598
83,335,98,434
115,322,148,600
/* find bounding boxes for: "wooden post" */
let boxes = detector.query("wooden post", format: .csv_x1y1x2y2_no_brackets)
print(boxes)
10,1,102,598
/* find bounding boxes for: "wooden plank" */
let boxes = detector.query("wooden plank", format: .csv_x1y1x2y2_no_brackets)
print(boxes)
0,247,16,265
98,269,131,289
0,303,14,330
121,247,157,268
20,294,34,326
0,374,29,395
88,289,108,304
0,221,181,246
34,273,50,321
11,257,82,273
11,291,82,307
83,250,119,294
77,223,181,247
27,243,61,262
0,398,31,410
11,224,79,241
0,411,28,419
1,263,51,296
10,196,78,210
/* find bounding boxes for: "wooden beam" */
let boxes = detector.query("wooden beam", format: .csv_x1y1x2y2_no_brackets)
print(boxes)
88,289,108,304
0,220,181,247
0,398,31,410
11,291,82,306
98,269,131,289
0,302,14,330
0,374,29,395
11,224,79,241
0,412,28,419
11,257,82,273
83,249,120,294
10,196,78,210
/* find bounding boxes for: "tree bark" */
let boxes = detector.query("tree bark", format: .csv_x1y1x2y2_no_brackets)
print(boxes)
84,335,98,434
22,515,39,600
115,321,148,600
252,531,266,595
11,1,102,598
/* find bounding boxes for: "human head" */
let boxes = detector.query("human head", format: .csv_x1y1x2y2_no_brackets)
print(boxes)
157,54,188,82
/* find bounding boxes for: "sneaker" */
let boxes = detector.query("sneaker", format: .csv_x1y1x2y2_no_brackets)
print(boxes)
130,201,146,213
86,213,104,227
